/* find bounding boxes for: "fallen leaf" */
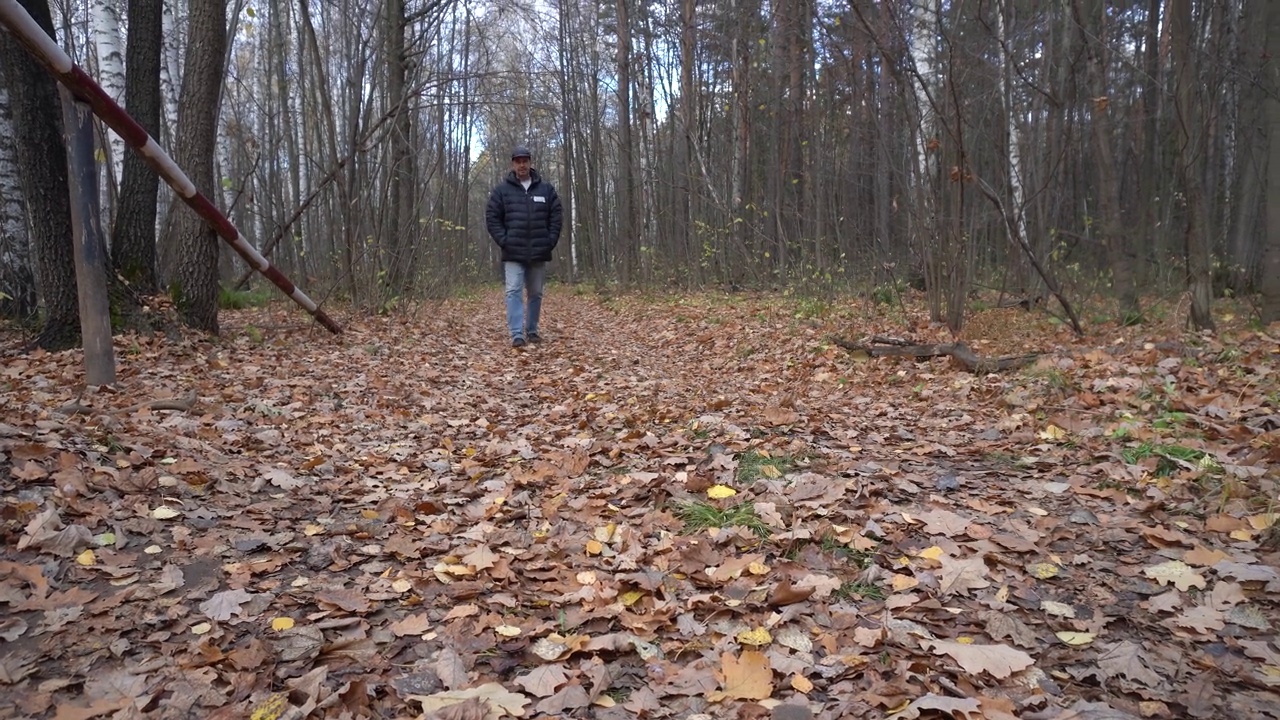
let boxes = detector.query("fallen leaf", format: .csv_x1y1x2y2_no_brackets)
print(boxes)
271,617,295,631
199,588,255,622
1056,631,1096,646
390,614,432,637
1042,600,1077,618
1144,560,1206,592
709,650,773,702
736,627,772,646
921,639,1034,679
938,555,991,596
515,664,568,698
1026,562,1060,579
408,682,529,719
891,694,981,719
707,484,738,499
1173,606,1224,633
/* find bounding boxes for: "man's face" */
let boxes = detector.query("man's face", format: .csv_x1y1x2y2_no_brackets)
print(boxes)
512,156,531,180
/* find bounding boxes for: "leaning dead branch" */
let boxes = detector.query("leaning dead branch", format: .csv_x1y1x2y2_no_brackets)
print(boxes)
831,336,1040,373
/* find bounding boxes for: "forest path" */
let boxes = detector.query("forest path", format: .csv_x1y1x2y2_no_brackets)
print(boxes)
1,288,1277,719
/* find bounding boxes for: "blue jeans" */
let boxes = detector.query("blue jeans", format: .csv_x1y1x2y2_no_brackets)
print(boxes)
504,261,546,340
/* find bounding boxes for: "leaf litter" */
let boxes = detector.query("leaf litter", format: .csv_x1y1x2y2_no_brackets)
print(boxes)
1,292,1279,719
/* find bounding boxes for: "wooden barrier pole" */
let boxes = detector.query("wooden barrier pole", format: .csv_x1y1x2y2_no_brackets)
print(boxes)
61,88,116,385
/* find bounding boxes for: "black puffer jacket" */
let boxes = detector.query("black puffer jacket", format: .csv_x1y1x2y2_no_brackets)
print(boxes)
485,170,563,264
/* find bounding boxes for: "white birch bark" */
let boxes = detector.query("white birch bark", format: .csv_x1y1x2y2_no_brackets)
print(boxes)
160,0,183,135
90,0,126,190
155,0,185,241
998,0,1029,262
909,0,939,202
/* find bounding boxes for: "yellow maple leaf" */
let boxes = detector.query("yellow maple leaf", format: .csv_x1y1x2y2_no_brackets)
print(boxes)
736,627,772,646
917,546,945,561
1026,562,1060,579
1056,631,1096,646
1038,424,1068,441
585,539,604,555
891,574,920,592
707,484,737,499
76,549,96,566
250,693,288,720
271,617,295,631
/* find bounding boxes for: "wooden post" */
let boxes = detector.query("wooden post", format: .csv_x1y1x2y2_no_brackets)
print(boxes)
61,87,116,386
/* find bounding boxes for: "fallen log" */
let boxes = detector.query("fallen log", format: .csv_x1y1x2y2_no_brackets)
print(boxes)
831,337,1040,374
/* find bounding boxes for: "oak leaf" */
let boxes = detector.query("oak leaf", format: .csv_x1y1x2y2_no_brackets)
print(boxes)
515,663,568,697
709,650,773,702
938,555,991,596
921,639,1034,679
409,683,529,719
1144,560,1206,592
891,694,981,719
200,588,255,621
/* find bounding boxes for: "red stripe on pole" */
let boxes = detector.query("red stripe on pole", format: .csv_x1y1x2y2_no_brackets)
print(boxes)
66,66,149,147
188,194,240,244
261,267,297,295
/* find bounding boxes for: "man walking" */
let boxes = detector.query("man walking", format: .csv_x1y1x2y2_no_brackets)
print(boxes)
485,145,563,347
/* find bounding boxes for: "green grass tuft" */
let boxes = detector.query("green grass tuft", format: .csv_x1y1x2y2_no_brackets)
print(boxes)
675,500,771,538
219,285,274,310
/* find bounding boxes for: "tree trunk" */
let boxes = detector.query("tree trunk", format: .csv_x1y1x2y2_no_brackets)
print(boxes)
615,0,636,285
1171,0,1213,330
163,0,228,333
111,0,162,294
0,86,38,320
1260,0,1280,323
678,0,696,284
1076,0,1141,324
0,0,79,349
90,0,126,196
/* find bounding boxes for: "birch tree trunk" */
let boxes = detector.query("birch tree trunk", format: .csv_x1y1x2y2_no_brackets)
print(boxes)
90,0,126,195
909,0,942,321
0,86,37,319
998,0,1032,298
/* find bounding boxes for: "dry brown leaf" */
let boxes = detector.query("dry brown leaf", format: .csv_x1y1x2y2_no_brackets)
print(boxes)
921,639,1034,679
891,694,981,719
390,613,433,637
938,555,991,596
199,588,255,622
709,650,773,702
408,682,529,719
515,664,569,698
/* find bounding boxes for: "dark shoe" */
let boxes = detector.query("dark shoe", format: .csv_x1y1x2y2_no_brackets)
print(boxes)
527,332,543,344
512,337,526,348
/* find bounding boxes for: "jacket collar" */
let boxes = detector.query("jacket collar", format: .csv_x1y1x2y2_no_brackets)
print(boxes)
506,169,541,187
